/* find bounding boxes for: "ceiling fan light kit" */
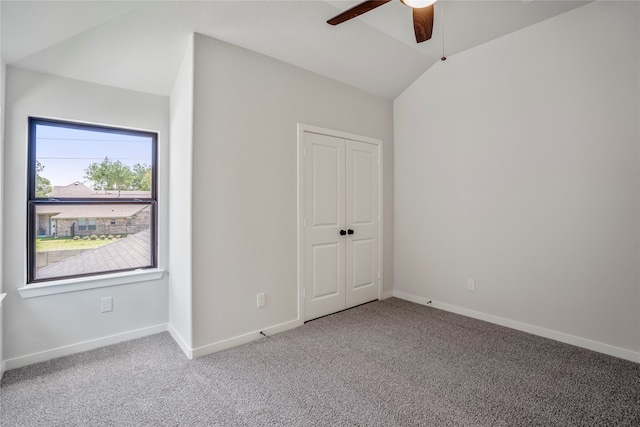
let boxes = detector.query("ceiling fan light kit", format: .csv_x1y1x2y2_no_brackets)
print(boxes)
327,0,438,43
400,0,437,8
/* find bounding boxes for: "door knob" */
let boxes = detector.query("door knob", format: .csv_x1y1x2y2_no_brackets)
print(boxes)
340,229,347,236
348,229,354,235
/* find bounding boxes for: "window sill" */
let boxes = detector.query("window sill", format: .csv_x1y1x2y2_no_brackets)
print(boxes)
17,269,165,299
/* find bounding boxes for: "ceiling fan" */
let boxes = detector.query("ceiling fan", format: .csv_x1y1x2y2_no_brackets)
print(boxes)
327,0,438,43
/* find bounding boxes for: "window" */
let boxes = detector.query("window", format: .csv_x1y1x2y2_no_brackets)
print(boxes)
28,118,157,283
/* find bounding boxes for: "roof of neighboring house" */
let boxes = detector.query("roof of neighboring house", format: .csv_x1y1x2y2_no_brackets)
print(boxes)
36,205,148,219
47,182,151,199
48,182,94,197
36,229,151,280
36,206,66,215
58,205,146,220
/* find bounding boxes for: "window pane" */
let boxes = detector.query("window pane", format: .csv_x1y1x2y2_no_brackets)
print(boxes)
34,204,153,281
35,123,154,199
29,118,157,283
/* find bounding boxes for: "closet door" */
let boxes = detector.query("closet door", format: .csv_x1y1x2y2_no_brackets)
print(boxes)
345,140,379,309
303,132,346,320
302,131,380,321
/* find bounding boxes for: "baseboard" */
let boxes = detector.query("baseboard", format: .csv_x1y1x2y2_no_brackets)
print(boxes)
192,318,303,359
0,360,6,380
392,291,640,364
4,323,168,371
381,290,394,300
167,323,193,360
393,291,433,306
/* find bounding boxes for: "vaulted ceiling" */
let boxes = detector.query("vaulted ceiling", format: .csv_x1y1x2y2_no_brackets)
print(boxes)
1,0,589,99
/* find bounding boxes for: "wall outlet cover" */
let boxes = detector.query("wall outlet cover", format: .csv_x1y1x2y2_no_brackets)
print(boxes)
101,297,113,312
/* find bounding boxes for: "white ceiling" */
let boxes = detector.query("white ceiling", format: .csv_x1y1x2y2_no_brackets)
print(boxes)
1,0,590,100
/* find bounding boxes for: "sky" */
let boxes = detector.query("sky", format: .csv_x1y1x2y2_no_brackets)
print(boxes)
36,123,153,188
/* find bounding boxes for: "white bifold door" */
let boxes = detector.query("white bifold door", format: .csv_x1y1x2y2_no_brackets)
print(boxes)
303,131,380,321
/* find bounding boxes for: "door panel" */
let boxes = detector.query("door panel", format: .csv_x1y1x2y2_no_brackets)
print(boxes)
351,148,375,225
312,144,341,227
345,140,379,308
351,238,375,290
304,132,345,320
312,243,341,298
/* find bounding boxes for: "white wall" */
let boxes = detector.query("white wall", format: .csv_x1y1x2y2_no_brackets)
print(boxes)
394,1,640,360
190,34,394,350
168,35,194,354
3,67,170,366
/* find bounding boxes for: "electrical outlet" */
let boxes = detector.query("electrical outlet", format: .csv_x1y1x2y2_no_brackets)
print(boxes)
467,279,475,292
257,293,266,308
101,297,113,312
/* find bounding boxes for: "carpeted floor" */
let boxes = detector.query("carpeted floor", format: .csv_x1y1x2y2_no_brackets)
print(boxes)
1,298,639,426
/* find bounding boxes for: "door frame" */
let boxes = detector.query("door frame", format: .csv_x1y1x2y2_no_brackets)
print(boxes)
297,123,383,322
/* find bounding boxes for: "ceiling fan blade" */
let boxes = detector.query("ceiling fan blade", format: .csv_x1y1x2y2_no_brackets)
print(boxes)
412,4,434,43
327,0,392,26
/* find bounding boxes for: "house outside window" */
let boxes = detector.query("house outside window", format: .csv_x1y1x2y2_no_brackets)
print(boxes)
28,118,158,283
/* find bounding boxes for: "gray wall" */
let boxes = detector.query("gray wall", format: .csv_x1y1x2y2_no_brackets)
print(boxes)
394,1,640,359
189,34,394,349
3,67,170,365
0,57,5,376
168,35,195,353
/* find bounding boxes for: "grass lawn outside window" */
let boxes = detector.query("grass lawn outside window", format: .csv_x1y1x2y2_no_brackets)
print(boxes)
36,235,127,252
